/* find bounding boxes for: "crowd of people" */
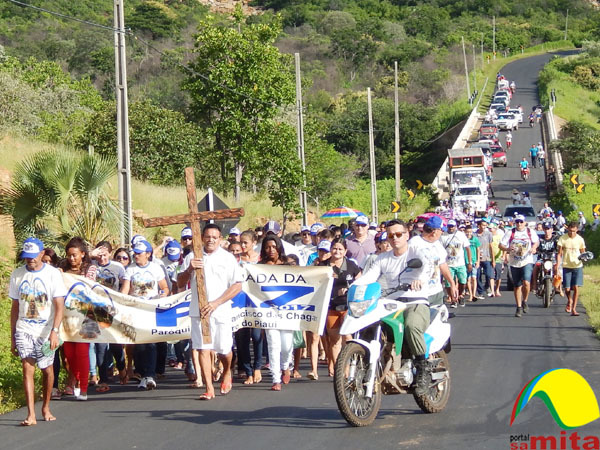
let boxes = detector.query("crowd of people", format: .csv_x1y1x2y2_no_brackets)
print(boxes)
8,207,591,425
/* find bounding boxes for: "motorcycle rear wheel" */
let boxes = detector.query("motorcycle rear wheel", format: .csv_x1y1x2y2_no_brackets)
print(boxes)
333,342,382,427
413,350,451,413
543,278,552,308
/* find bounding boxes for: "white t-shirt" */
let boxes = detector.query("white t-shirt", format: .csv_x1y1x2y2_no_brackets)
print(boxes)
440,231,471,267
399,235,447,298
161,257,182,291
295,242,316,266
353,250,408,295
500,227,539,267
9,263,68,338
182,247,244,323
93,261,126,291
124,261,166,300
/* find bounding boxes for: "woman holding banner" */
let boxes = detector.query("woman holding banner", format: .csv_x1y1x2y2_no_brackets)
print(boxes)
259,235,294,391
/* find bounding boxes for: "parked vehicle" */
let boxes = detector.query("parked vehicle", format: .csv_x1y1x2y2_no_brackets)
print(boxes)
334,260,452,427
495,113,519,130
479,123,499,140
492,149,507,167
452,183,489,216
492,96,510,108
507,108,523,123
490,103,508,114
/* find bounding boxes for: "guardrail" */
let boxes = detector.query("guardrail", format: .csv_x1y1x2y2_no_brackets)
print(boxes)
432,78,488,199
546,106,564,190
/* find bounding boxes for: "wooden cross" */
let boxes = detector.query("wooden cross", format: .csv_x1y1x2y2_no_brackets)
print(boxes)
143,167,244,344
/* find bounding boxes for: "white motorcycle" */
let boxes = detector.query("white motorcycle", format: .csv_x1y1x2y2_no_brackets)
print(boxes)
333,259,452,427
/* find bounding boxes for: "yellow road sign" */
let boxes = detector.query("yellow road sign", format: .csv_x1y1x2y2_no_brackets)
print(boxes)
416,179,424,190
407,189,415,200
391,201,401,213
576,183,585,194
593,204,600,215
570,174,579,186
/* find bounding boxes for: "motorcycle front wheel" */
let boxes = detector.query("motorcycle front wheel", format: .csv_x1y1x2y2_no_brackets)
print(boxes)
413,349,451,413
543,278,552,308
333,342,382,427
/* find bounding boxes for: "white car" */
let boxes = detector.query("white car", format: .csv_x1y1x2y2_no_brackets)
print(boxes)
495,113,519,130
493,96,510,108
452,184,488,216
508,108,523,123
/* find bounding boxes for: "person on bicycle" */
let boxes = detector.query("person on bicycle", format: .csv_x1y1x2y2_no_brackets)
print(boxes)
506,131,512,149
531,221,558,292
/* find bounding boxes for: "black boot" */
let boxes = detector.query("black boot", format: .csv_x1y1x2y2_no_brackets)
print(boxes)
414,358,431,396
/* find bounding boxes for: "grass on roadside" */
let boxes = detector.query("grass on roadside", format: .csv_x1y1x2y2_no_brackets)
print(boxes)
581,264,600,338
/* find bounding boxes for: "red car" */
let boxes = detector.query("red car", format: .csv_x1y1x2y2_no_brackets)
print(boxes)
492,149,507,167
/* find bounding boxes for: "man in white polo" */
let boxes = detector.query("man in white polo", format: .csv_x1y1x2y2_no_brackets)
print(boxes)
178,224,243,400
9,237,65,426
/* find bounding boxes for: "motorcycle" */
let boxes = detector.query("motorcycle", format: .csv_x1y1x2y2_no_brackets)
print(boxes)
535,251,557,308
521,167,530,181
333,259,452,427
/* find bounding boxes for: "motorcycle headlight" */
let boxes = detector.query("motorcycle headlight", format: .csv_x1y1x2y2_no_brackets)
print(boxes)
543,260,553,271
348,299,374,318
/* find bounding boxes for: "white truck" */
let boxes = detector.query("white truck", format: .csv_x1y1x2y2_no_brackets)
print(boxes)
448,148,489,216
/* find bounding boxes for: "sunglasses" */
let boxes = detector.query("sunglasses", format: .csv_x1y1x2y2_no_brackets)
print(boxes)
355,223,368,227
301,232,310,236
182,236,193,241
115,255,129,261
388,231,407,239
515,219,524,223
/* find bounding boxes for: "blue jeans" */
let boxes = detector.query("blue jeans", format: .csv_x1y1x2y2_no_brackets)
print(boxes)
235,328,264,377
477,261,494,294
134,344,157,378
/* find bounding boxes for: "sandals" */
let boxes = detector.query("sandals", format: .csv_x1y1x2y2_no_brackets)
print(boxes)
63,386,75,396
307,372,319,381
95,384,110,393
571,311,580,316
198,392,215,401
220,379,232,395
188,381,203,389
293,370,302,379
566,305,572,313
51,388,62,400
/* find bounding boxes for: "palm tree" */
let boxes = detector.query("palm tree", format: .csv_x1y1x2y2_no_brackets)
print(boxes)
0,150,122,249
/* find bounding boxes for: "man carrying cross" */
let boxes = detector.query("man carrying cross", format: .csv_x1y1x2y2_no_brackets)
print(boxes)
177,223,243,400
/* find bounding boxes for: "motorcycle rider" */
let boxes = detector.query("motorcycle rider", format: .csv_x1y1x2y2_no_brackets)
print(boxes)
351,217,457,396
520,158,530,179
531,221,558,292
397,216,458,395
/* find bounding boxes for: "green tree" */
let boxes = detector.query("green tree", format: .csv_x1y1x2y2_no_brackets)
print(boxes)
0,151,121,247
552,121,600,173
77,100,210,186
182,16,296,201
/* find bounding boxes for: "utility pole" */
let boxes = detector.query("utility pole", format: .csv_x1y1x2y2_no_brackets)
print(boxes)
472,43,477,94
493,16,496,60
564,9,569,40
294,53,308,226
367,88,378,224
462,36,470,100
394,61,400,219
114,0,133,246
481,33,484,68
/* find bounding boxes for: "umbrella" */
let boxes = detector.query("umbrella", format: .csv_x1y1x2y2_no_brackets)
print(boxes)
416,212,447,225
321,206,366,219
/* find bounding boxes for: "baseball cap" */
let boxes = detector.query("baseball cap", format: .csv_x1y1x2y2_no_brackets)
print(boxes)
425,216,443,230
131,234,145,246
301,225,310,233
164,240,182,261
489,220,498,228
132,240,153,254
594,213,599,217
369,221,377,229
579,211,584,215
515,214,526,222
447,219,457,227
355,216,369,226
181,227,193,238
542,221,553,229
263,220,281,234
317,240,331,252
557,211,562,215
21,237,44,259
310,223,323,236
229,227,241,236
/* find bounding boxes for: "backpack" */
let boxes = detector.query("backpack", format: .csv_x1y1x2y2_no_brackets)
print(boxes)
508,227,532,246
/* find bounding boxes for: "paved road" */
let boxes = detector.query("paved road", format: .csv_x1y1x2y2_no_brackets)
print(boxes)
2,51,599,450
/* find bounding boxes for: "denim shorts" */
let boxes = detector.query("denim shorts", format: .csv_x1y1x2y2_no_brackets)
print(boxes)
493,262,503,280
510,263,534,287
467,266,477,278
563,267,583,288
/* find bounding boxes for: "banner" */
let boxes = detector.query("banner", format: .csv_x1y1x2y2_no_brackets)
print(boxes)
60,265,333,344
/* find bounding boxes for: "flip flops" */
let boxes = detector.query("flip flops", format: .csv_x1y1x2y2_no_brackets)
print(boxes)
198,392,215,401
95,384,110,393
220,379,232,395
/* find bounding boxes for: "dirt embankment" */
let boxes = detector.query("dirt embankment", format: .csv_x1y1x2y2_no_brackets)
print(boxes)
196,0,262,15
